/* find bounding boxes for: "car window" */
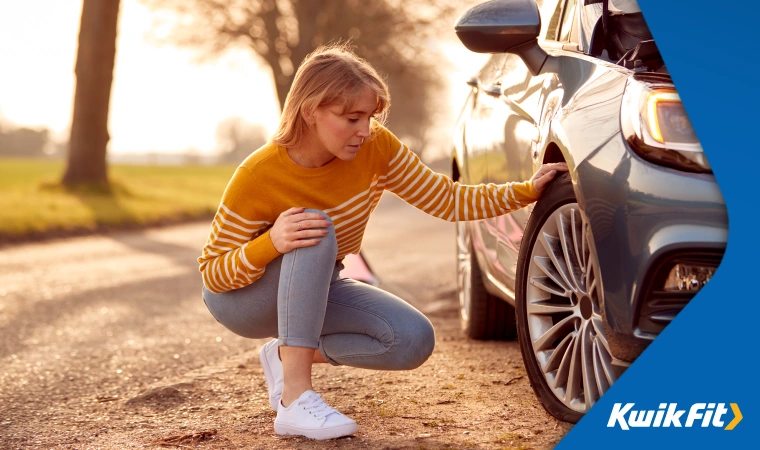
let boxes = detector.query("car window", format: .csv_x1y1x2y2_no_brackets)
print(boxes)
477,54,507,85
579,3,604,53
558,0,578,42
541,0,563,41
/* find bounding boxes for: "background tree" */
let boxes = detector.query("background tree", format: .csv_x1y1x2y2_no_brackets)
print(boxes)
62,0,121,187
216,117,269,163
0,125,50,157
141,0,467,156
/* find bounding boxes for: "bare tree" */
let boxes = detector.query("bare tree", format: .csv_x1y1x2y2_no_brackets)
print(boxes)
62,0,121,187
140,0,466,155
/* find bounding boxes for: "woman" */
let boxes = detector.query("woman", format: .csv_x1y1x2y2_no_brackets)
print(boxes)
199,44,567,440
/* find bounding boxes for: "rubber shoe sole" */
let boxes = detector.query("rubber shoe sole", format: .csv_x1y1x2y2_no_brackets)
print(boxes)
274,421,358,440
259,343,279,411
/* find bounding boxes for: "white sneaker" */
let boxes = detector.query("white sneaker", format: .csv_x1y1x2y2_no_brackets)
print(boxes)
259,339,283,411
274,390,358,440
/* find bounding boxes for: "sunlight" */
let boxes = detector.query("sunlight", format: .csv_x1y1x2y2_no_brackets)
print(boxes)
0,0,281,155
0,1,485,159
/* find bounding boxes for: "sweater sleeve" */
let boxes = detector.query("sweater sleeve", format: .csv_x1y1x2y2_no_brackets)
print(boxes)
383,137,539,222
197,166,281,293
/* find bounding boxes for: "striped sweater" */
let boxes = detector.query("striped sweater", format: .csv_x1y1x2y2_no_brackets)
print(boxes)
198,124,538,293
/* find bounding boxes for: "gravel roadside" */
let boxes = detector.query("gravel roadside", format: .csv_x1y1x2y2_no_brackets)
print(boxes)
0,193,571,449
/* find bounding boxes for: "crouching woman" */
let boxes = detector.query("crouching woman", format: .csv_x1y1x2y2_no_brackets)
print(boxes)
198,44,567,440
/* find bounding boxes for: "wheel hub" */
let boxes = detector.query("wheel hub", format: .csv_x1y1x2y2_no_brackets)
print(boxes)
579,295,592,320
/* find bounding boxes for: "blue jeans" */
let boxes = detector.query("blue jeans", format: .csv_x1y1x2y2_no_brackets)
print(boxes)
201,209,435,370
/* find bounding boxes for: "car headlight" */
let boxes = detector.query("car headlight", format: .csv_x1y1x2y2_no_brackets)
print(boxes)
621,77,710,173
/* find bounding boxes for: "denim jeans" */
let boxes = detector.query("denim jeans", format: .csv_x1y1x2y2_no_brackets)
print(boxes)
201,209,435,370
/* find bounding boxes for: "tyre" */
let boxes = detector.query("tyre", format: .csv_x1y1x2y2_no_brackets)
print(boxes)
515,172,625,422
456,220,516,340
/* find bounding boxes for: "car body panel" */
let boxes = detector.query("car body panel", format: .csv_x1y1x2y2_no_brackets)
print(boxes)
454,1,728,360
467,49,632,300
577,136,727,336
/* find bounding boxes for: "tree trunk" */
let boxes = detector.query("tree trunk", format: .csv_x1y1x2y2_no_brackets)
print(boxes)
273,75,291,110
63,0,121,187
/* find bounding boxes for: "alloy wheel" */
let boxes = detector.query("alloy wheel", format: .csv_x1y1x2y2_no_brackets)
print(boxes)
526,203,625,413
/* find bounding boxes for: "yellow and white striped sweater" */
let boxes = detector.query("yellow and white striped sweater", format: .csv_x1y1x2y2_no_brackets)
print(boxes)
198,125,538,293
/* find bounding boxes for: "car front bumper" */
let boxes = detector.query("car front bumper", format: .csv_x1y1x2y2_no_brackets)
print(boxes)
574,135,728,362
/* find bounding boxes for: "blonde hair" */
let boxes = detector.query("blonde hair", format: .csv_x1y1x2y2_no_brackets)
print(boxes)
272,43,391,148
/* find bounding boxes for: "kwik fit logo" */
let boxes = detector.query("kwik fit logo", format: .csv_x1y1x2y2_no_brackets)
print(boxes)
608,403,743,430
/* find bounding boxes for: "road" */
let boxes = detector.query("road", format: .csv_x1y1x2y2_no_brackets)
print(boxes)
0,193,571,449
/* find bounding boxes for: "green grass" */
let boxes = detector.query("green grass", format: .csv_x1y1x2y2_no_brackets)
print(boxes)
0,157,237,238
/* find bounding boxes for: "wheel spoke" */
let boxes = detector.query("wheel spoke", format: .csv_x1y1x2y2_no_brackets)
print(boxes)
533,256,572,292
591,315,604,334
592,339,611,397
592,340,602,396
595,337,615,390
540,232,575,291
557,212,583,291
586,273,597,298
544,332,573,374
533,314,577,353
552,332,576,392
526,298,575,315
572,210,585,272
591,317,613,357
565,326,584,404
580,320,599,408
582,221,589,269
530,276,571,298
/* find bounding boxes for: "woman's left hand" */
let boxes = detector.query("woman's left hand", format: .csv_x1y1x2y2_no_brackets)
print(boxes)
531,163,569,196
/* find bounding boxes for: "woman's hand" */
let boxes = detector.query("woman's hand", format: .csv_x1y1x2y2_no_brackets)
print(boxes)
269,207,332,254
530,163,569,196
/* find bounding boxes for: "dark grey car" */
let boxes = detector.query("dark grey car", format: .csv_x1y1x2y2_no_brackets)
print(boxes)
451,0,727,422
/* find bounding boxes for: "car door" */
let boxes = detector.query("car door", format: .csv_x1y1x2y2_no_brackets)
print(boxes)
461,54,507,255
480,0,570,293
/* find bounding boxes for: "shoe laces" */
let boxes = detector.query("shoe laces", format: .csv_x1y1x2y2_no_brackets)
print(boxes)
299,393,337,420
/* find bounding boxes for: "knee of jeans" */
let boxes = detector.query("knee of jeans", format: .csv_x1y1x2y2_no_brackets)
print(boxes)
202,291,278,340
303,208,333,225
396,316,436,370
303,208,337,254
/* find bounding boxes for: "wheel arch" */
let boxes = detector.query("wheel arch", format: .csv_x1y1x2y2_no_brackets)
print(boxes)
542,142,566,165
452,155,461,182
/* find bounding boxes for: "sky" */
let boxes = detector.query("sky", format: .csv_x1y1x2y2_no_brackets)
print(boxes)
0,0,486,156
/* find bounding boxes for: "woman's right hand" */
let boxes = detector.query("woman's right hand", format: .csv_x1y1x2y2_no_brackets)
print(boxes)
269,207,332,254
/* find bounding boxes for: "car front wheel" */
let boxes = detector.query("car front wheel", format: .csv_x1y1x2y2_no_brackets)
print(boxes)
515,173,627,422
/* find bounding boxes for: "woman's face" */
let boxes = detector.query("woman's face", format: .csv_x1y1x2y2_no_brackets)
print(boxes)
309,87,377,162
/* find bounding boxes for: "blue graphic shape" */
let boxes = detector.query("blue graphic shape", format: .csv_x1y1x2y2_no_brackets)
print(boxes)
557,1,758,448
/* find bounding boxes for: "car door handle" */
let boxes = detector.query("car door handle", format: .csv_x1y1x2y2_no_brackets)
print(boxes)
483,84,537,125
484,84,502,96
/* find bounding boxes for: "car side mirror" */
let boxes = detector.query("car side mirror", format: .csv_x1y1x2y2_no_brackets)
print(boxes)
454,0,557,76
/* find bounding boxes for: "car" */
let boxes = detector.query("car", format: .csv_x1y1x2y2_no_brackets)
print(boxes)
451,0,728,423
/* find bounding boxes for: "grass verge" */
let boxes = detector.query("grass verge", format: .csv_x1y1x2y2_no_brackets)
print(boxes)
0,157,237,245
